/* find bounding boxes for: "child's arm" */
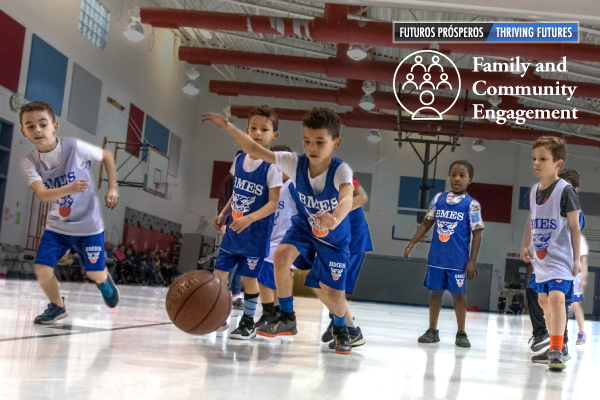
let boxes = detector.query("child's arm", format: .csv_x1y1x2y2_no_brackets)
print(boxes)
315,182,353,230
30,180,88,203
521,218,533,263
203,114,276,164
567,210,582,275
580,255,588,288
352,186,368,211
214,197,232,231
102,149,119,209
403,219,435,259
230,186,281,233
466,229,483,280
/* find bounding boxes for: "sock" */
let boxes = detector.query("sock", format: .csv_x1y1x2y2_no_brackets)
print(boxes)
347,317,356,328
232,294,240,300
243,292,259,318
262,302,274,314
279,296,294,313
274,305,280,314
333,313,346,328
550,335,563,350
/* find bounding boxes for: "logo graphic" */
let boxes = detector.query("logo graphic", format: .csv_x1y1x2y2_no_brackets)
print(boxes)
231,192,256,220
533,232,552,260
85,246,102,264
556,280,562,283
437,220,458,243
455,273,465,288
247,257,260,270
305,206,328,238
331,268,343,281
393,50,461,120
57,195,74,217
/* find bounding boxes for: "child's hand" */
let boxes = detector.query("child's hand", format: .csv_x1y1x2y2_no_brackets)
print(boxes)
104,188,119,209
213,214,226,231
573,259,582,276
521,247,532,263
315,210,337,230
66,179,88,195
403,243,414,260
202,113,230,130
230,215,254,233
466,261,478,280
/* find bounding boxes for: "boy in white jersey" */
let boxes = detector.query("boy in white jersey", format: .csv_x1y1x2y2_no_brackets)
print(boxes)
521,137,581,371
19,101,119,324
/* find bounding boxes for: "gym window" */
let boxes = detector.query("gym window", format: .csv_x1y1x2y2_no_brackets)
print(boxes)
78,0,110,50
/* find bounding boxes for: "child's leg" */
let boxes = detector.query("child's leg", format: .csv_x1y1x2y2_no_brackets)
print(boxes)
452,293,467,332
319,283,348,323
313,288,354,324
429,291,444,329
86,269,108,284
241,276,259,317
273,244,300,300
35,264,64,307
259,283,274,304
214,269,229,283
572,302,585,332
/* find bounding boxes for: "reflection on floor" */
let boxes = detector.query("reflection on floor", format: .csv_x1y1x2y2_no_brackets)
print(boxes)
0,279,597,400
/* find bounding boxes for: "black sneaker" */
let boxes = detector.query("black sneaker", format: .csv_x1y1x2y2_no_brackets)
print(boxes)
254,310,278,329
256,313,297,338
532,349,549,364
321,314,334,343
34,298,68,325
418,328,440,343
229,315,256,340
529,333,550,352
455,331,471,348
548,348,566,370
329,325,366,348
232,298,244,311
331,325,352,354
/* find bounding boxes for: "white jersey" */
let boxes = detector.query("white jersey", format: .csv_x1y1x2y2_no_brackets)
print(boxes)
265,180,293,263
573,235,589,296
529,179,574,283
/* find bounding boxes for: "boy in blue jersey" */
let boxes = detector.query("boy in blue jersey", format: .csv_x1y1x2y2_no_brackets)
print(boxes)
204,107,355,354
404,160,484,348
19,101,120,324
212,105,282,340
521,137,581,371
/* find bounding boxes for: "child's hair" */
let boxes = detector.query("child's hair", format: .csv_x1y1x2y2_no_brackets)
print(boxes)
19,101,56,125
248,105,279,132
270,144,292,152
448,160,475,180
302,107,341,139
532,136,567,163
558,168,580,188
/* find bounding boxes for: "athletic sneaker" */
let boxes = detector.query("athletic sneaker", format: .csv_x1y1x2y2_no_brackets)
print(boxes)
216,322,229,336
97,273,120,308
532,347,569,364
230,314,256,340
321,313,334,343
455,331,471,348
418,328,440,343
329,326,366,348
548,348,566,370
34,298,67,325
254,310,278,329
232,298,244,311
256,313,297,337
331,325,352,354
529,332,550,352
562,345,571,361
576,331,586,345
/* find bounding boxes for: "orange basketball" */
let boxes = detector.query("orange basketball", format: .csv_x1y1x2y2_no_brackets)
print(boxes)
439,234,450,242
312,227,329,238
232,210,243,220
165,270,232,335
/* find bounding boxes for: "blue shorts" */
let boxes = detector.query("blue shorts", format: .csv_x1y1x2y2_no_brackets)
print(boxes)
424,267,466,294
258,261,275,290
35,230,106,272
214,249,264,278
298,252,365,295
281,221,349,292
536,279,574,302
572,293,584,303
527,273,537,289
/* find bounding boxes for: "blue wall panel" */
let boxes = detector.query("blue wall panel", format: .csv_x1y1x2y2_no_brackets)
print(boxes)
398,176,446,215
143,115,169,156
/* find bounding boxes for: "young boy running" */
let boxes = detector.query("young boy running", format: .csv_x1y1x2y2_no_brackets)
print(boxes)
212,105,282,340
521,137,581,371
404,160,484,348
20,101,120,324
204,107,355,354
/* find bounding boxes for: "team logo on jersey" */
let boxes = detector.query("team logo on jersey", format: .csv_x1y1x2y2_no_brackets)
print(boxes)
57,195,74,217
331,268,343,281
437,220,458,243
533,232,552,260
305,207,329,238
231,192,256,220
247,257,260,270
455,273,465,288
85,246,102,264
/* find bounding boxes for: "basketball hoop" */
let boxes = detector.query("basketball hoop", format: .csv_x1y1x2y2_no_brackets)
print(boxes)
155,182,178,201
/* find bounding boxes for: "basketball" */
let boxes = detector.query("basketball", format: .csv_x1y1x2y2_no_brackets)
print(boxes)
165,270,231,334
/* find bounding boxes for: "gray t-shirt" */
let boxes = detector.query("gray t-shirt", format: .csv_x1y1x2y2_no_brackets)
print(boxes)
524,180,580,217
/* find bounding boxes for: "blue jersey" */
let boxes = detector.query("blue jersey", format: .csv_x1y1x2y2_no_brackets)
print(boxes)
220,152,274,257
349,207,373,254
291,155,351,247
427,192,474,271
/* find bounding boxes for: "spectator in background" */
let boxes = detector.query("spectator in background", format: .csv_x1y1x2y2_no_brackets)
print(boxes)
105,241,115,258
113,245,126,262
122,247,141,284
111,245,127,283
498,291,507,314
509,289,525,315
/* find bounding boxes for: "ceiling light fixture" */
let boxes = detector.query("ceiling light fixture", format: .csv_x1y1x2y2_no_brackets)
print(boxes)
472,139,485,151
368,129,381,142
183,67,200,95
124,7,144,42
359,80,377,111
347,44,367,61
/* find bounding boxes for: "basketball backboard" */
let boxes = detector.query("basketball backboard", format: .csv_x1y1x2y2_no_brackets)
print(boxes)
143,148,175,199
